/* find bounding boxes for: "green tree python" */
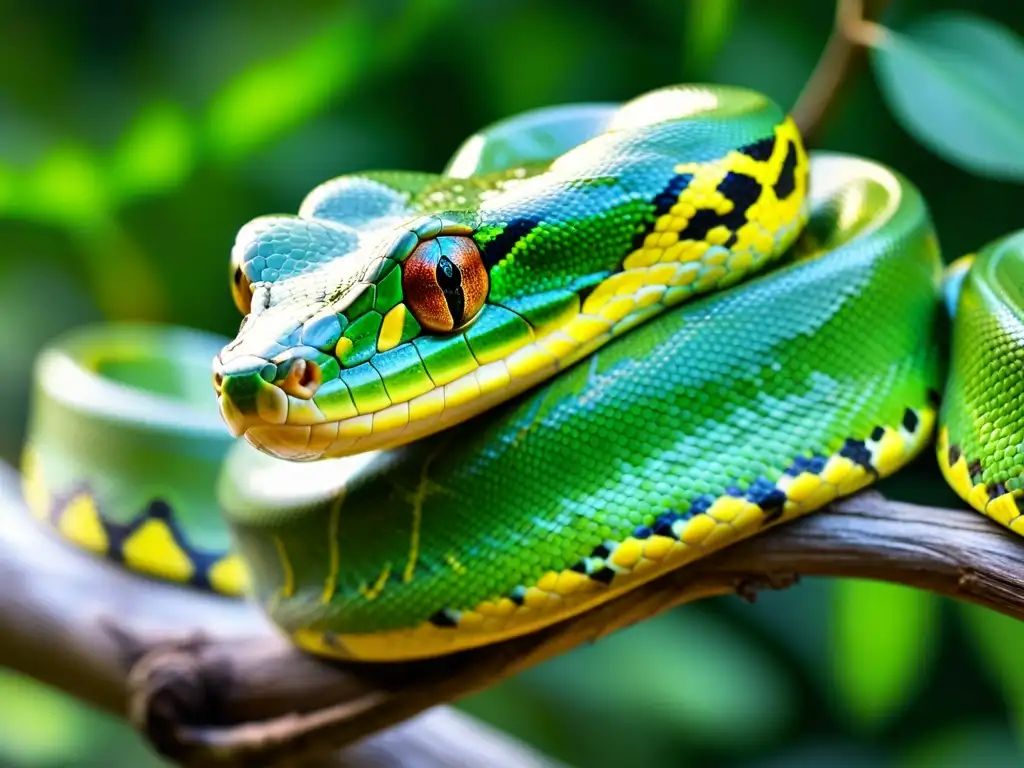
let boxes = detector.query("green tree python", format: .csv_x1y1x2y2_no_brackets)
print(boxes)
19,85,1024,662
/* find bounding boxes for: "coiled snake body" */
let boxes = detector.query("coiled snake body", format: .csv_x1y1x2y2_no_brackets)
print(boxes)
20,85,1024,661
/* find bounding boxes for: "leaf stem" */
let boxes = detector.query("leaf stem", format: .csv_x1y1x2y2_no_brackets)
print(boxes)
792,0,893,145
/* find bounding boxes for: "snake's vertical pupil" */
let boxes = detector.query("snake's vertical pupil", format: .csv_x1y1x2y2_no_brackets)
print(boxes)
403,236,488,333
435,255,465,325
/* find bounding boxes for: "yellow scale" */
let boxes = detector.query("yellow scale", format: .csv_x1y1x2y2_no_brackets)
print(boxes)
21,447,247,595
938,426,1024,534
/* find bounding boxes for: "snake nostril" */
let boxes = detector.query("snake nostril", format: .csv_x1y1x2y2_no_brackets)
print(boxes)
212,370,224,395
280,358,322,400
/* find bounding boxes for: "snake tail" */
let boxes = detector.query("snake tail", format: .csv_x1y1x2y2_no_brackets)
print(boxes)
220,153,944,661
21,324,247,595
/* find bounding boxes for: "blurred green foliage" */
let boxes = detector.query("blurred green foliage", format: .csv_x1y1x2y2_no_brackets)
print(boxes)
872,11,1024,181
1,0,1024,765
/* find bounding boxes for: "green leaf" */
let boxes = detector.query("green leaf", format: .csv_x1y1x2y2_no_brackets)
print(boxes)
23,142,109,225
109,101,194,200
871,12,1024,181
204,13,372,163
0,671,87,765
0,163,15,214
683,0,738,75
74,222,168,320
831,580,939,728
0,671,168,767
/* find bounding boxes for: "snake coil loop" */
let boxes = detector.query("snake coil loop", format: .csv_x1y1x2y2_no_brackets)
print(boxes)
20,84,1024,662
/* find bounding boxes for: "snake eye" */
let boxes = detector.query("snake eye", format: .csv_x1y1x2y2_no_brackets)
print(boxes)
231,264,253,316
402,236,488,333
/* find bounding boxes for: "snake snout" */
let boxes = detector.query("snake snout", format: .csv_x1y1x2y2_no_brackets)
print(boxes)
213,348,331,441
214,354,284,437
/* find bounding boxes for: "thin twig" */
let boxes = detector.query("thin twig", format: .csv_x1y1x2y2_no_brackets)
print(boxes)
792,0,894,144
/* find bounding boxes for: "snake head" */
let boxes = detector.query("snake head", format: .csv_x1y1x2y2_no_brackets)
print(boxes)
212,171,500,461
214,86,810,462
211,166,595,463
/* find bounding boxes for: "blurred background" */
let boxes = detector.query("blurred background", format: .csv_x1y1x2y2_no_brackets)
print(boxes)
1,0,1024,765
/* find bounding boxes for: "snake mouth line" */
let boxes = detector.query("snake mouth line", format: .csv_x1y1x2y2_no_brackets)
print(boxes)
223,350,564,461
217,262,712,462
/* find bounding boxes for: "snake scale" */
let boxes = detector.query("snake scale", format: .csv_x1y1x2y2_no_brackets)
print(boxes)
19,85,1024,661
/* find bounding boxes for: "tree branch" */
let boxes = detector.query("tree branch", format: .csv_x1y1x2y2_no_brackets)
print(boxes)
4,456,1024,767
0,461,562,768
792,0,893,145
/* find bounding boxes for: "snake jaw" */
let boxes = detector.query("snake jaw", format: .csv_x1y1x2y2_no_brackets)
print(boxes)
218,394,249,438
217,379,288,436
